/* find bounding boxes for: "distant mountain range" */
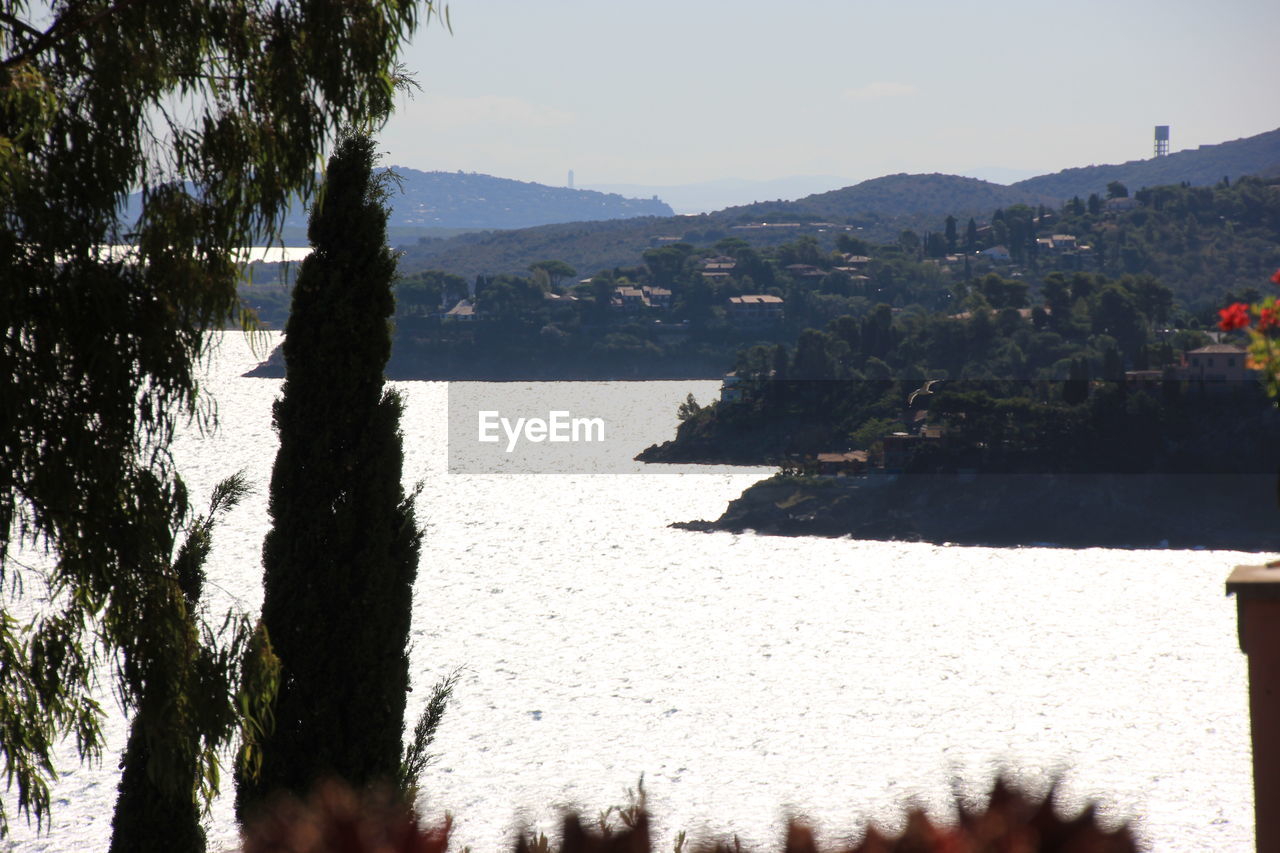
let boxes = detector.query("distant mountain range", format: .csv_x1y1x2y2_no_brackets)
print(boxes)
367,169,672,230
580,176,858,215
124,169,673,240
396,126,1280,277
583,168,1046,215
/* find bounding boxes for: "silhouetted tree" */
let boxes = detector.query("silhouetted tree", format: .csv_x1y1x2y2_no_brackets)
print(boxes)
237,133,421,817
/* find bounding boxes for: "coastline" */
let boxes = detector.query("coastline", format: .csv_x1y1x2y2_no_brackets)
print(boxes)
672,471,1280,551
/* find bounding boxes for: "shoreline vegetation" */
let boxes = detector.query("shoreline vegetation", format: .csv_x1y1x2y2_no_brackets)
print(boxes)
242,174,1280,385
240,174,1280,549
669,472,1280,551
641,376,1280,550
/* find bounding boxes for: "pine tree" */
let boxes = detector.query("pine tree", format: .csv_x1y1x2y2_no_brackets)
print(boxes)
237,133,421,816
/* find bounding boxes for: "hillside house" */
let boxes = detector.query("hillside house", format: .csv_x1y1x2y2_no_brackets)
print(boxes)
816,451,868,476
720,372,742,403
643,286,672,309
443,299,476,321
613,286,647,311
1179,344,1253,384
727,294,784,326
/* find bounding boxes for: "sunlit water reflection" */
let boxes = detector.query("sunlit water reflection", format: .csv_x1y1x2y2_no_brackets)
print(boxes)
2,333,1260,852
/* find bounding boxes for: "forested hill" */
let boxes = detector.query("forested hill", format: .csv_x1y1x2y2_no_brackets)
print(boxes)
375,169,674,229
394,126,1280,277
124,170,674,240
1011,128,1280,199
726,173,1061,222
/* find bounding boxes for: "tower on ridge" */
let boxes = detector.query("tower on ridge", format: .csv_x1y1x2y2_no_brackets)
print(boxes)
1154,125,1170,158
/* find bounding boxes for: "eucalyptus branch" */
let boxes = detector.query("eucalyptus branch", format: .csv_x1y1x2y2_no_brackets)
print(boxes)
1,0,147,70
0,9,45,43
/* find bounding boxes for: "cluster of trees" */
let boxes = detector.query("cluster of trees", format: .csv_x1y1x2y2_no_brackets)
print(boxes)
3,2,452,852
948,177,1280,318
259,173,1280,382
662,257,1272,472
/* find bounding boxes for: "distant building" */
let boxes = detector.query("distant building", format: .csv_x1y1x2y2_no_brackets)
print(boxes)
979,245,1011,262
727,294,784,325
1179,344,1252,383
443,298,475,321
816,451,868,477
642,286,672,309
784,263,826,279
720,372,742,403
613,286,646,311
1124,369,1167,393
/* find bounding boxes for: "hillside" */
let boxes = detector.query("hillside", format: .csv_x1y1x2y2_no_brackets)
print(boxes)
726,173,1061,221
399,217,678,279
124,169,673,242
395,127,1280,278
1013,128,1280,199
394,174,1062,278
376,168,672,229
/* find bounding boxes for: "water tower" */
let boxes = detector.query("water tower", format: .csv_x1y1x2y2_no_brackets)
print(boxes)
1154,125,1170,158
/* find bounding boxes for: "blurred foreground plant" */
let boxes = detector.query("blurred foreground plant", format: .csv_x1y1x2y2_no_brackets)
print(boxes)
244,776,1136,853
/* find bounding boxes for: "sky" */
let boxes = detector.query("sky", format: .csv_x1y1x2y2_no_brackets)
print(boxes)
379,0,1280,190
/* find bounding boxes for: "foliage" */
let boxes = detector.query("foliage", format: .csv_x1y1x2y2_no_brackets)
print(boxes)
241,779,451,853
1217,269,1280,399
677,393,703,422
398,667,462,804
243,776,1135,853
1,0,436,833
109,473,278,853
237,132,422,816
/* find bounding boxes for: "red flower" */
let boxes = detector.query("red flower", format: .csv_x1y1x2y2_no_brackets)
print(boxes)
1261,307,1280,331
1271,269,1280,286
1219,302,1251,331
1218,298,1249,325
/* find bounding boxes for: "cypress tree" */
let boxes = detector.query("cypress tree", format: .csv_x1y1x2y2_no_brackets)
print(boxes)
237,133,421,815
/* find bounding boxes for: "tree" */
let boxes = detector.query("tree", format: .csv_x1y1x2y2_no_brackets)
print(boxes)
1107,181,1129,200
529,259,577,290
236,133,422,817
837,234,870,256
1,0,436,834
110,474,270,853
676,393,703,421
944,215,958,254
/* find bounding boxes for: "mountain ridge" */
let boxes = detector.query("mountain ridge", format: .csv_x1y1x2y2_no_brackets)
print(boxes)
395,126,1280,277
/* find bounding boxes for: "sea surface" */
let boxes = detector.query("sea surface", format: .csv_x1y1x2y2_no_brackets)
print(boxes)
2,332,1264,852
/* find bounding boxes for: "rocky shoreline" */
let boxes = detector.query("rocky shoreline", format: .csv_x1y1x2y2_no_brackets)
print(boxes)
673,471,1280,551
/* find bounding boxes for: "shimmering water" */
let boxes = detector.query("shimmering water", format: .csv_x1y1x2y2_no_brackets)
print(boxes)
2,333,1262,851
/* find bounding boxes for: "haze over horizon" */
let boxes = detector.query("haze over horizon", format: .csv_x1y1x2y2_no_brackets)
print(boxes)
380,0,1279,192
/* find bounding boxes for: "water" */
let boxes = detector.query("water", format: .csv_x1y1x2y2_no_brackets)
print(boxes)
2,332,1262,851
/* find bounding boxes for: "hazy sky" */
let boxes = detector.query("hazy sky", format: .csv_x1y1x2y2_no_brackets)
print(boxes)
379,0,1280,187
